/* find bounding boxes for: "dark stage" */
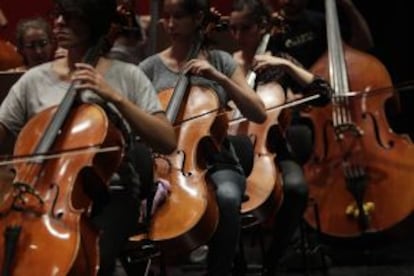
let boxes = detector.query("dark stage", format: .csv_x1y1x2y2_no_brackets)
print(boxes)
115,216,414,276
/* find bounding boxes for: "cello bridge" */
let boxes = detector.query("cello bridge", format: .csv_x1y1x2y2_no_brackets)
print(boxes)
345,201,375,219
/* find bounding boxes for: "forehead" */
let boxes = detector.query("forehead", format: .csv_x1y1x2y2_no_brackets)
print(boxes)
163,0,184,9
230,9,253,24
23,28,49,39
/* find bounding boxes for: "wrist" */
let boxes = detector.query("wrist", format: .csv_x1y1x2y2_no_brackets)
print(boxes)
109,93,125,107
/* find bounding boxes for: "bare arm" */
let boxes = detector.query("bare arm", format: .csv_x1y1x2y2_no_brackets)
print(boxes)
72,63,177,154
254,54,315,86
110,99,177,154
185,59,267,123
0,9,7,27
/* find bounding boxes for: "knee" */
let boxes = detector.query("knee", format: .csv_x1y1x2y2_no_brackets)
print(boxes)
283,171,309,203
215,181,244,211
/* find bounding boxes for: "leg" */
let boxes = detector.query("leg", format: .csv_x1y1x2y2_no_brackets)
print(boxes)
264,160,309,275
91,188,141,276
207,169,246,276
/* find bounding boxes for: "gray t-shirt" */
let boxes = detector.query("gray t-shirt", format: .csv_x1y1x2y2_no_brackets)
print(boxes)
139,49,237,106
0,59,162,137
139,49,244,173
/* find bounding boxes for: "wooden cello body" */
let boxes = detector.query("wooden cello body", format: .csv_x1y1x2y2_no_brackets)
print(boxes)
144,84,222,256
228,82,284,227
0,40,23,71
0,36,125,275
0,104,124,275
302,0,414,238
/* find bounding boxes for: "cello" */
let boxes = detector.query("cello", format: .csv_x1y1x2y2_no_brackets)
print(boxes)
0,34,125,275
0,8,24,71
0,40,23,71
132,14,227,257
228,31,284,228
302,0,414,238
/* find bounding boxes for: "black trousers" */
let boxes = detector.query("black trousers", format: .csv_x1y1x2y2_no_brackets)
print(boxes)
264,123,311,273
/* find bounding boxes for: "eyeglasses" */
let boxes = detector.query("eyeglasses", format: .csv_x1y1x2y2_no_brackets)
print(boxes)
23,39,50,49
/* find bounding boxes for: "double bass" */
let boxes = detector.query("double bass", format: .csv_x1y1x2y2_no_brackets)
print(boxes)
0,35,124,275
302,0,414,238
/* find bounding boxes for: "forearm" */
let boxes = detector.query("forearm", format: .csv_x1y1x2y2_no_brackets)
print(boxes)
216,70,266,123
284,60,315,87
112,96,176,154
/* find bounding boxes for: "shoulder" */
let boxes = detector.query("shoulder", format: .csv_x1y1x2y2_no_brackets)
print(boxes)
209,49,236,67
109,59,147,78
209,49,234,60
13,62,53,87
139,54,162,70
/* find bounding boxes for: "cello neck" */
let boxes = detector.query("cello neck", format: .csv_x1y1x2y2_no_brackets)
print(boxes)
34,36,110,156
325,0,349,94
165,30,205,124
246,33,271,88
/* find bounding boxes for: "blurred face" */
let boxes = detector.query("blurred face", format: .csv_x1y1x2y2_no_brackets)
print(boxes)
229,9,263,52
161,0,201,42
51,7,91,49
20,27,53,68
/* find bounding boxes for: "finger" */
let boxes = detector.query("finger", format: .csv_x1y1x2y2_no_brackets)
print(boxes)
74,63,95,72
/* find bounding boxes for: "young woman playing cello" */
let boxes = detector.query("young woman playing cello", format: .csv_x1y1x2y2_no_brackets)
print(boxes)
0,0,176,275
229,0,332,274
139,0,266,274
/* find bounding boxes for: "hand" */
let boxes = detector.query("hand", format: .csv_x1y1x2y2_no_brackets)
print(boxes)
54,47,68,60
72,63,121,102
304,78,333,107
184,58,221,81
253,54,289,73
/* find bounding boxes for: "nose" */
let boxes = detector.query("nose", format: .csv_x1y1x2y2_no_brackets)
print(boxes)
231,28,242,41
165,16,175,28
34,46,44,54
54,14,65,25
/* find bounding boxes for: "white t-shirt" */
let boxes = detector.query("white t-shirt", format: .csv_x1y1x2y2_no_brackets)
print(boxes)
0,59,162,137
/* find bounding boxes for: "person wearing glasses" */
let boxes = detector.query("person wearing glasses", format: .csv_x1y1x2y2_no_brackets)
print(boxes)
0,0,176,275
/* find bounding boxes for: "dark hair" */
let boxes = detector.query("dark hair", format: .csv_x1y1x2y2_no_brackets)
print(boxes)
16,17,53,49
54,0,117,43
232,0,271,27
177,0,210,17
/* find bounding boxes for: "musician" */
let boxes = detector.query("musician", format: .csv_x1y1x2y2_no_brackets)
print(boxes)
9,17,55,71
107,1,148,64
229,0,332,274
139,0,266,274
0,0,176,275
267,0,374,68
